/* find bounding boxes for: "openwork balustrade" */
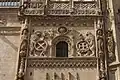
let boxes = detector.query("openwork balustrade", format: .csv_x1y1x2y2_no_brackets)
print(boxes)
24,1,45,15
48,1,70,15
22,1,99,16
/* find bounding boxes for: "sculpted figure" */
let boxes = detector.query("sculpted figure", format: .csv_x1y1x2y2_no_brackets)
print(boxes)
19,0,30,15
97,29,104,57
19,26,28,57
85,32,95,56
17,20,29,80
107,30,115,62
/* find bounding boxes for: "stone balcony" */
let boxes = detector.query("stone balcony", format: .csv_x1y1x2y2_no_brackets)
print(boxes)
20,0,100,16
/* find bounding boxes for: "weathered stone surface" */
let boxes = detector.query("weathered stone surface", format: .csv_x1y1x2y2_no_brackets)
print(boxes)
0,0,120,80
0,36,20,80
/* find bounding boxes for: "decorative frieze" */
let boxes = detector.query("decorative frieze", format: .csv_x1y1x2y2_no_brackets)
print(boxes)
31,17,94,27
27,58,97,68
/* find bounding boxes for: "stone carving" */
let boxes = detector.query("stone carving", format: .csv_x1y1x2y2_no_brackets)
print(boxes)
17,58,25,80
46,73,50,80
0,27,20,35
76,32,95,57
0,17,7,26
96,27,106,80
19,0,30,15
107,29,115,63
30,28,95,57
44,29,55,39
30,30,48,57
45,72,80,80
28,58,97,68
76,34,90,56
85,32,95,56
58,27,68,35
17,19,29,80
19,25,28,57
96,29,104,56
54,72,60,80
61,73,65,80
34,40,48,56
46,71,80,80
19,0,98,16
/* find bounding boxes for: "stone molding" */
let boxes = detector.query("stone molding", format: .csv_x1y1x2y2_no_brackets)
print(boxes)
27,58,97,68
0,27,21,35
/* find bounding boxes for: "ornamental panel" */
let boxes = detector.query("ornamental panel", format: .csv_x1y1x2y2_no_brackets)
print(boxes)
29,26,95,58
19,0,99,16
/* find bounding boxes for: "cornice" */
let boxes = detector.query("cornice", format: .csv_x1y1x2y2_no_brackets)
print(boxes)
0,27,21,36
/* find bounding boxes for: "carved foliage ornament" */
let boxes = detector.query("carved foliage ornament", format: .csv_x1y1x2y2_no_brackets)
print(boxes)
76,32,95,57
30,30,48,57
30,27,69,57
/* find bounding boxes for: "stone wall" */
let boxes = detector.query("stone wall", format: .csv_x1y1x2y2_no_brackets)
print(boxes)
0,36,20,80
0,8,21,80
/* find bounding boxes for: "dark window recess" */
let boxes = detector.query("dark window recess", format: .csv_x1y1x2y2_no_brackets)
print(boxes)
56,41,68,57
30,72,32,76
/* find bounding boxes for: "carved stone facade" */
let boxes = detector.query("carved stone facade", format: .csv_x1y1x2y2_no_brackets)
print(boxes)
0,0,120,80
29,24,95,58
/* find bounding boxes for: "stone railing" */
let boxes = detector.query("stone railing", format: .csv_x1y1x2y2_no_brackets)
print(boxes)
24,1,45,15
27,57,97,68
72,1,97,15
21,0,99,16
48,1,70,15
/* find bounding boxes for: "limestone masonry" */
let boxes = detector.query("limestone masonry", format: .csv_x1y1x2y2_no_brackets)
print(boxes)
0,0,120,80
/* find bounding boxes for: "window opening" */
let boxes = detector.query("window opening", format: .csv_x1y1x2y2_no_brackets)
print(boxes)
56,41,68,57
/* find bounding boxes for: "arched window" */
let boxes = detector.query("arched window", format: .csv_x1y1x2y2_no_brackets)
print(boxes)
56,41,68,57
